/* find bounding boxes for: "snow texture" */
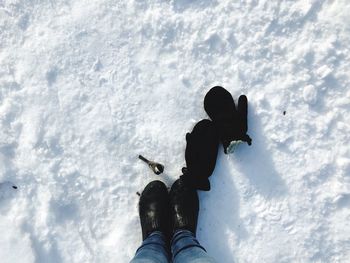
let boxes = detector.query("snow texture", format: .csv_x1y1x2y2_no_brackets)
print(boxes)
1,0,350,262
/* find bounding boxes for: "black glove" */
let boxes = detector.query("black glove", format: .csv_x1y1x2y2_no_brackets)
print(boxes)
204,86,252,154
181,119,219,191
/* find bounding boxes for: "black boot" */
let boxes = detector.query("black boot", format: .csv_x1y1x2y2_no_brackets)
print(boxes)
139,180,170,240
182,119,219,191
169,178,199,235
204,86,252,154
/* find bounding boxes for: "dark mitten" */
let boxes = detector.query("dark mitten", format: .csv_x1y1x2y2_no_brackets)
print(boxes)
181,119,219,191
204,86,252,154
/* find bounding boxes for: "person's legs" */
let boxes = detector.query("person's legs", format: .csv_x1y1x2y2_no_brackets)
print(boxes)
130,231,170,263
171,230,216,263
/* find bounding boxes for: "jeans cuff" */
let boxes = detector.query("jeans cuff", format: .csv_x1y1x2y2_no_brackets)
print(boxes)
136,231,168,254
171,229,206,258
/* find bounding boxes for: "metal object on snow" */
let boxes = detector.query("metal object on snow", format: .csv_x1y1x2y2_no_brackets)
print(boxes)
138,155,164,175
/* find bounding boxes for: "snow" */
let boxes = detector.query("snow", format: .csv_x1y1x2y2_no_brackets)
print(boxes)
303,84,317,104
1,0,350,262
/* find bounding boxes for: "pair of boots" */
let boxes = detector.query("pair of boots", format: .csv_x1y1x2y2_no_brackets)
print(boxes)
139,178,198,240
139,86,252,240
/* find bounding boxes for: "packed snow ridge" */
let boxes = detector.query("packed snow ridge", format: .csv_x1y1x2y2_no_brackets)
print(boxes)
1,0,350,262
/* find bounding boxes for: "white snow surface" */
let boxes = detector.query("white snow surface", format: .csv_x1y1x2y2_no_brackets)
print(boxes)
1,0,350,262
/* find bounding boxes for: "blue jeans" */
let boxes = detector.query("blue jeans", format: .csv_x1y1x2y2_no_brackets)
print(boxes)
130,230,216,263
